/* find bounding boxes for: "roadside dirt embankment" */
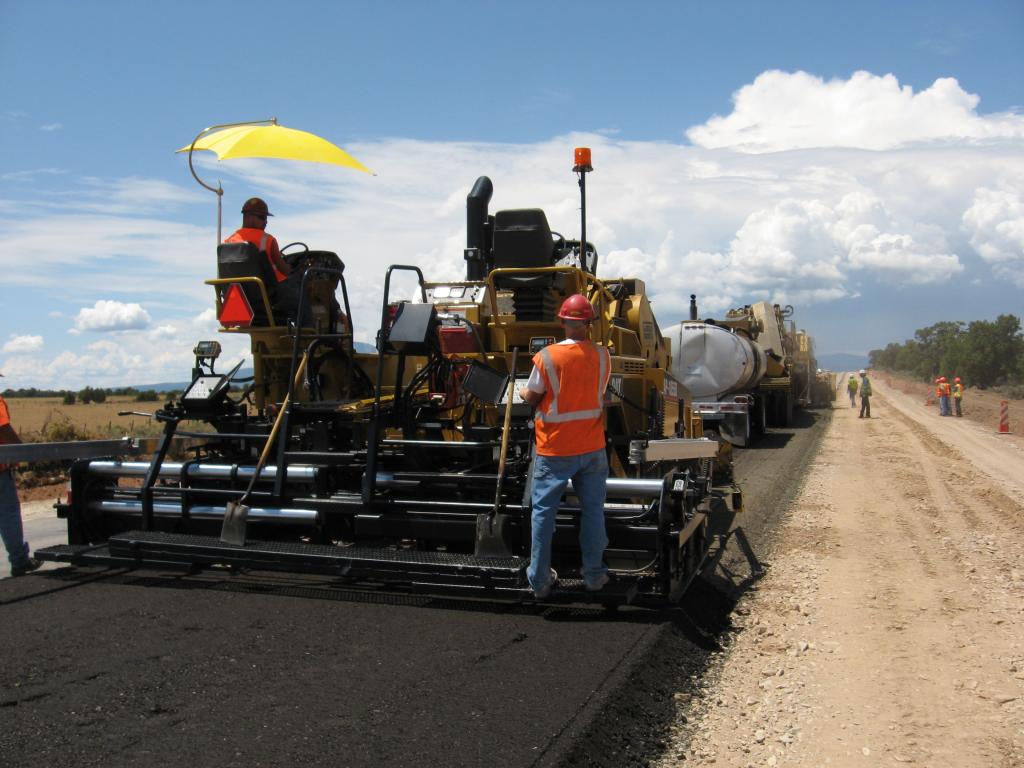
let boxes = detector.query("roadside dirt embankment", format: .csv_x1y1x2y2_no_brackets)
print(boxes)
659,381,1024,767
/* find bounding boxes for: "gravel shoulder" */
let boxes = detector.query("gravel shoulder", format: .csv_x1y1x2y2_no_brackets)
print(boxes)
658,380,1024,766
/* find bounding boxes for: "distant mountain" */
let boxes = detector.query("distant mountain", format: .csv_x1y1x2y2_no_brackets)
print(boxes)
817,353,870,372
134,344,376,391
132,367,254,393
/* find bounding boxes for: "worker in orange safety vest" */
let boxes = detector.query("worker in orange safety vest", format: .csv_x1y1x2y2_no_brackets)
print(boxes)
225,197,309,325
937,376,951,416
225,197,291,282
519,294,612,598
0,372,42,576
952,376,964,417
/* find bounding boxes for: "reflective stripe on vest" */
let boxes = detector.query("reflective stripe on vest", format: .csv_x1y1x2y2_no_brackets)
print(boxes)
535,344,609,424
226,228,286,282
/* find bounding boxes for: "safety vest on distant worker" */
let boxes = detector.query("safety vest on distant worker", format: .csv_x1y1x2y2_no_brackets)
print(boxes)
860,377,872,397
848,377,857,393
953,383,963,399
935,382,944,398
225,228,287,282
532,341,611,457
941,382,952,397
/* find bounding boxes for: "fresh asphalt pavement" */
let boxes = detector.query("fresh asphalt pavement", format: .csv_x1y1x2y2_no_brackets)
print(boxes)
0,410,829,768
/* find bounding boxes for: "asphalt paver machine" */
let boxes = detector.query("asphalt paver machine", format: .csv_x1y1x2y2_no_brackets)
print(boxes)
37,152,738,604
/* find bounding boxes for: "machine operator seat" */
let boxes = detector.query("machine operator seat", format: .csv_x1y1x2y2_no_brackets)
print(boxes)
217,242,276,326
492,209,556,269
491,209,564,322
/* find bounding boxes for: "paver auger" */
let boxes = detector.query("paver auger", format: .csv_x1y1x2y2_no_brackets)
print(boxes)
38,154,739,604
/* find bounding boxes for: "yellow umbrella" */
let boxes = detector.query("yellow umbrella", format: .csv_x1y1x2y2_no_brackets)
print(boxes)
178,118,373,242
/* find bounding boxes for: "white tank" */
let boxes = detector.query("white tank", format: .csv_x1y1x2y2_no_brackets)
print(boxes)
670,322,768,400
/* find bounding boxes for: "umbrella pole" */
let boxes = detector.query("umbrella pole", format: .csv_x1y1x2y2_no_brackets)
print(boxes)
186,118,277,245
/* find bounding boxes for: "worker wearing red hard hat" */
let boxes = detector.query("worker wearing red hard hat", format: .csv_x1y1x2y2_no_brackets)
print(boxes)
939,376,953,417
518,293,611,598
952,376,964,417
0,372,42,577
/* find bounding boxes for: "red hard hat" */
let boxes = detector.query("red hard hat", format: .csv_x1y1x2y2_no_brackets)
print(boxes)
939,376,946,382
954,377,961,382
558,294,596,321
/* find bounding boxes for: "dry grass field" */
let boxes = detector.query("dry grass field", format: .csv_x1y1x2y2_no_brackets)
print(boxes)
6,396,168,442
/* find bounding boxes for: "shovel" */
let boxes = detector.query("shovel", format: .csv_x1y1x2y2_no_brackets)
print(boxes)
475,347,518,558
221,353,308,546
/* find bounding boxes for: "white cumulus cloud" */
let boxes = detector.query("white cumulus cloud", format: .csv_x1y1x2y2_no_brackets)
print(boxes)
2,334,44,353
962,185,1024,285
687,70,1024,153
71,300,152,333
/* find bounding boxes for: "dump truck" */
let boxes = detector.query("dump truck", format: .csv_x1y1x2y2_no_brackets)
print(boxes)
668,298,805,445
34,151,738,605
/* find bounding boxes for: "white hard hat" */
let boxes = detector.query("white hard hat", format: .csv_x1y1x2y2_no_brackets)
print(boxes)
859,369,866,375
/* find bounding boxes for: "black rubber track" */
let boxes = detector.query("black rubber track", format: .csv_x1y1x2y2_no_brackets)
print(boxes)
0,409,829,768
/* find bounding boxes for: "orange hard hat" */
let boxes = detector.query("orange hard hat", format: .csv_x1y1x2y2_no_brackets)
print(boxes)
939,376,946,382
558,294,596,322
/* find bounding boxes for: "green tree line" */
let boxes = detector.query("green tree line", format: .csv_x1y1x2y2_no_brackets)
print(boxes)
869,314,1024,392
2,386,162,403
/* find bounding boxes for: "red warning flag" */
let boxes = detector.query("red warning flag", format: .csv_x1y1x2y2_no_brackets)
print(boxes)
219,283,254,327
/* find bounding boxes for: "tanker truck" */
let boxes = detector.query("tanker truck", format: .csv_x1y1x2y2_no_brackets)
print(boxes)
668,297,797,445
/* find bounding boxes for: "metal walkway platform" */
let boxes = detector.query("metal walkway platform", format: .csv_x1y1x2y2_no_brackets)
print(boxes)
36,532,642,605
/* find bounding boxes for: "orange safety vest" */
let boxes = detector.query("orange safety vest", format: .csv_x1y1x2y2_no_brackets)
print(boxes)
0,396,12,472
225,228,287,282
532,341,611,457
935,383,944,397
942,382,952,397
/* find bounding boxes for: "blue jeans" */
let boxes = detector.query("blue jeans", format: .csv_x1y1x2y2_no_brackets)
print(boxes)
526,449,609,591
0,470,30,570
939,395,950,416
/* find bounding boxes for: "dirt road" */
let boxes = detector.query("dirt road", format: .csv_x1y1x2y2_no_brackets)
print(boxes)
661,378,1024,766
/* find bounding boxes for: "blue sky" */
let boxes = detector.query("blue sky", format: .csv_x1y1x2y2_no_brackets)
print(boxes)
1,0,1023,387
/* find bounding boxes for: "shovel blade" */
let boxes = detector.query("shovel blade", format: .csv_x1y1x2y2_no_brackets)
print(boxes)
220,501,250,546
474,511,512,558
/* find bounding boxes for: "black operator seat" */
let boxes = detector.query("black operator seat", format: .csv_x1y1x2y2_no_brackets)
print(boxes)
216,242,276,326
492,209,556,269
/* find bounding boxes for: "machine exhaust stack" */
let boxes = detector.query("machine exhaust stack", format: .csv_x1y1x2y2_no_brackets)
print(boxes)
465,176,493,281
689,294,698,321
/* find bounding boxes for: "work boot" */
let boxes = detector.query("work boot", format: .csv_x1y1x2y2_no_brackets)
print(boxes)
585,572,610,591
11,558,42,577
532,569,559,599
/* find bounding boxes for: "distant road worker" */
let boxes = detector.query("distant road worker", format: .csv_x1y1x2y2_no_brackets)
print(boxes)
936,376,950,416
0,373,42,577
953,376,964,417
858,369,872,419
519,294,611,598
847,374,858,407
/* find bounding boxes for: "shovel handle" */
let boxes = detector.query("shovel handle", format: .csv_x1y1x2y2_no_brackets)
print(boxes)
492,347,519,513
237,352,309,505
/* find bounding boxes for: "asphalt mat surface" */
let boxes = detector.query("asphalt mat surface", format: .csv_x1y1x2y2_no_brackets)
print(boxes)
0,409,829,768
